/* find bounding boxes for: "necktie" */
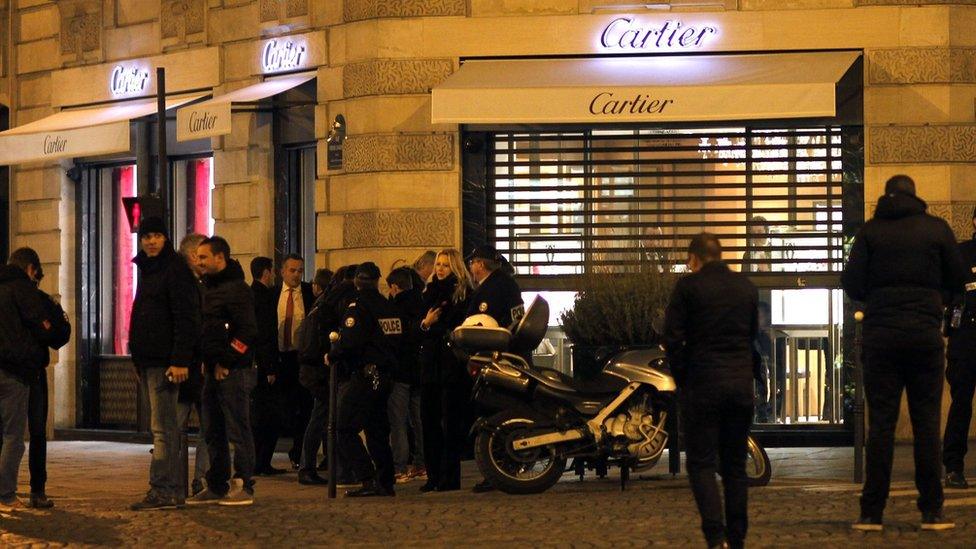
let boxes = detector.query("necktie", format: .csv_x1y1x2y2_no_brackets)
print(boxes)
283,288,295,350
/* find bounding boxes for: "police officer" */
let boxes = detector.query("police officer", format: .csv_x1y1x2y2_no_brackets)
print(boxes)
466,245,525,331
943,206,976,489
326,262,402,497
465,245,525,493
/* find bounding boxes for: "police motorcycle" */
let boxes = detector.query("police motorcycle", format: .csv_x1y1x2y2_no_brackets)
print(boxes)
452,296,772,495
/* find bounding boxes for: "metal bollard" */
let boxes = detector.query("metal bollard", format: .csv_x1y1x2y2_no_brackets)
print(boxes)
853,310,865,484
327,332,340,499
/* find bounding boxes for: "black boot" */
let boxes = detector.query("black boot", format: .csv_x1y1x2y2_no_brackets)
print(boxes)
298,470,329,485
345,478,394,497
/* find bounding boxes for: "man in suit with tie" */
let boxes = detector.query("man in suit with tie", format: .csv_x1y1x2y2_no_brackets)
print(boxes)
275,254,316,469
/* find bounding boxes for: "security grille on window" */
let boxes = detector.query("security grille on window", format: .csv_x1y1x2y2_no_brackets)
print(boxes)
488,127,844,280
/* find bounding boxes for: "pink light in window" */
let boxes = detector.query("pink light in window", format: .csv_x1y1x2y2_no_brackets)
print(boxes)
114,165,137,355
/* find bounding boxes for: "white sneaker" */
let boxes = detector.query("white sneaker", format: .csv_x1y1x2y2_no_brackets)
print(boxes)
218,478,253,507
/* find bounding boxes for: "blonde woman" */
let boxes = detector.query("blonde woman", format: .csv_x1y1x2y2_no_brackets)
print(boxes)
418,248,472,493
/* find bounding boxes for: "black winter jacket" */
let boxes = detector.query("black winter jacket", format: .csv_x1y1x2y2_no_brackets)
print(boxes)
0,266,67,382
842,192,966,350
201,260,258,370
948,236,976,357
419,274,470,385
663,261,759,388
251,281,279,377
129,245,201,369
391,288,425,385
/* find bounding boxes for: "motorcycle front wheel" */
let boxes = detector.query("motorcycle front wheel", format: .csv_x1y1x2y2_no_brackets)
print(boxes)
745,435,772,487
474,412,567,495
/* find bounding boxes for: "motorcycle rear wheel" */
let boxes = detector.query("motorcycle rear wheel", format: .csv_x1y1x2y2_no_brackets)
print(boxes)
474,412,567,495
745,436,772,487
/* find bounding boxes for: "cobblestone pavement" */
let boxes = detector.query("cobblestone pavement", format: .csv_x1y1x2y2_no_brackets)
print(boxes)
1,442,975,547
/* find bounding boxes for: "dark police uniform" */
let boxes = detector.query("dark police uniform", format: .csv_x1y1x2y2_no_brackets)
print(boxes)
944,231,976,479
466,269,525,330
329,270,403,496
663,260,758,549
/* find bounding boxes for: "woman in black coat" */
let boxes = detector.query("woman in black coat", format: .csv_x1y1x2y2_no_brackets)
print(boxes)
418,249,472,492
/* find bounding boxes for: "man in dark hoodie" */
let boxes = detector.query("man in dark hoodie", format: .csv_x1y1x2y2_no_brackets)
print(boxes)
127,217,201,511
942,206,976,489
0,248,69,512
386,266,426,482
188,236,258,507
842,175,966,532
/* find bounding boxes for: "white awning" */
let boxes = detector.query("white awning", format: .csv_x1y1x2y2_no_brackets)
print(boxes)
0,95,205,166
431,52,861,124
176,71,316,141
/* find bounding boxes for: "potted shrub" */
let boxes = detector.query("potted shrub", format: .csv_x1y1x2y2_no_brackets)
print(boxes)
560,263,678,380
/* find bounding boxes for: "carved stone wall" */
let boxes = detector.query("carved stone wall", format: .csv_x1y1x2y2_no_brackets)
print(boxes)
868,48,976,85
161,0,206,42
260,0,309,22
343,210,455,248
343,59,454,99
344,0,466,22
58,0,101,61
343,134,455,173
869,125,976,163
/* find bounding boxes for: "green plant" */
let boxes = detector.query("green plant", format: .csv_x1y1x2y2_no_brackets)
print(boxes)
560,264,678,347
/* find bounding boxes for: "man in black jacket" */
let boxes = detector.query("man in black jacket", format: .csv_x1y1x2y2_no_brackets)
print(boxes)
842,175,966,532
664,233,758,549
386,267,426,482
0,248,69,512
176,232,209,497
327,262,401,497
249,256,284,476
127,218,202,511
274,254,316,469
188,236,259,507
943,207,976,489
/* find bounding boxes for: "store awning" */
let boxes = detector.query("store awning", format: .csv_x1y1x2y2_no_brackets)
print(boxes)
431,52,861,124
0,95,205,166
176,71,316,142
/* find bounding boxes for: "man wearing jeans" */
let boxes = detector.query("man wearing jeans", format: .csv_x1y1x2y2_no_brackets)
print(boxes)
386,267,426,482
128,218,202,511
189,236,258,507
0,248,67,512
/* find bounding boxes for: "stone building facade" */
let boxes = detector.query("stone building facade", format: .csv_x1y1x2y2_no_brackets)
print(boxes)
0,0,974,442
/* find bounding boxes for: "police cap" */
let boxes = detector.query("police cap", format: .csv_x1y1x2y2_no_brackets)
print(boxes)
466,245,502,263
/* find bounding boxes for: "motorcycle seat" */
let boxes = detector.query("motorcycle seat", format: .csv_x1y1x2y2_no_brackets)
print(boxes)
535,368,628,397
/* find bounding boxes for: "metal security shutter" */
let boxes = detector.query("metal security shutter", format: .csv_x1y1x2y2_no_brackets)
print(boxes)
487,127,848,288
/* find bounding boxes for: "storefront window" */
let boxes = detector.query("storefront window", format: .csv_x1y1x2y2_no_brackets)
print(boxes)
173,156,215,239
488,127,844,277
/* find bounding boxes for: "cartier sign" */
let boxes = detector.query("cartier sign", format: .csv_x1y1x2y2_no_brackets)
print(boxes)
110,65,151,96
599,17,717,50
262,39,307,73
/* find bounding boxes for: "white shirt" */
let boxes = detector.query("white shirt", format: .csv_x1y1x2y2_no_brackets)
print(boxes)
277,285,306,352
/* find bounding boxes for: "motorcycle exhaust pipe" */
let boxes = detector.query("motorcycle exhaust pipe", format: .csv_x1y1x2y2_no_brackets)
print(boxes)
482,366,530,394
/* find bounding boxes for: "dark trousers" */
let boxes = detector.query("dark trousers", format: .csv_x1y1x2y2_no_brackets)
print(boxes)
0,369,28,502
203,366,257,496
421,382,444,487
680,380,753,549
300,397,328,472
250,375,281,472
279,351,314,462
27,372,48,495
335,370,394,490
943,352,976,473
862,345,945,518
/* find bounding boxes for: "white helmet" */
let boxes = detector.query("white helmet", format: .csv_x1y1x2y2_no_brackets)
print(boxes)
461,314,499,328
